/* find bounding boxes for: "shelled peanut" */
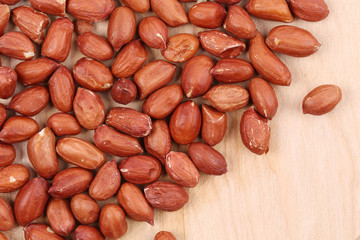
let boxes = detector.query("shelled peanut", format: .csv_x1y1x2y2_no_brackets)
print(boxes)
0,0,341,239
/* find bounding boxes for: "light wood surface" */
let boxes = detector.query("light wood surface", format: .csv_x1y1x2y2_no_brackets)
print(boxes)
1,0,360,239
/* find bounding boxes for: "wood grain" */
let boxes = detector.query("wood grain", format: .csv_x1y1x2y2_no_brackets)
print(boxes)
1,0,360,239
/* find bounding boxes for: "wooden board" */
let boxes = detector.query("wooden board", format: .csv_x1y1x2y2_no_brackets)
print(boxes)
1,0,360,239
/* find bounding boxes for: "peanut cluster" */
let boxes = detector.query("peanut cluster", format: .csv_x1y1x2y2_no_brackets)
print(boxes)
0,0,340,239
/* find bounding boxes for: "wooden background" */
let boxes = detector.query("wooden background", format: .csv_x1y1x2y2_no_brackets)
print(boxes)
1,0,360,239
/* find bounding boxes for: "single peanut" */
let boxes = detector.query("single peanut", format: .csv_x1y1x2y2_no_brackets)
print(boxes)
70,194,100,225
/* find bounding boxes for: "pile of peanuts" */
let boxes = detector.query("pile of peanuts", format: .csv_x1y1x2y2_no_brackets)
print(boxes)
0,0,341,239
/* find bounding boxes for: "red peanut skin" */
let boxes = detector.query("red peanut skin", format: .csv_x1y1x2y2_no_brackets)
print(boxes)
29,0,66,16
265,25,321,57
223,5,257,39
73,58,113,92
0,232,7,240
14,177,50,226
199,30,246,59
99,204,128,239
0,31,35,60
108,7,136,51
169,101,202,145
0,196,15,231
188,142,228,175
211,58,254,83
249,77,278,119
89,159,121,201
121,0,150,13
0,4,10,37
56,137,106,170
240,107,271,155
246,0,294,23
161,33,199,63
15,58,59,86
0,0,21,5
24,223,64,240
111,40,148,79
77,32,114,61
288,0,329,22
0,116,39,144
74,225,104,240
155,231,177,240
27,127,59,179
139,17,168,49
144,181,189,211
165,151,200,188
116,182,154,225
8,86,49,117
189,2,227,29
201,104,227,146
0,67,17,99
49,66,75,113
46,198,76,236
181,55,214,98
249,32,292,86
142,84,183,119
48,168,93,198
134,60,176,100
0,164,30,193
73,88,105,130
41,18,73,62
106,107,152,138
0,103,6,127
215,0,240,3
144,120,171,164
47,113,82,136
150,0,189,27
70,194,100,225
302,85,342,115
0,143,15,167
67,0,115,22
94,124,143,157
12,6,50,44
119,155,162,185
111,78,137,105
